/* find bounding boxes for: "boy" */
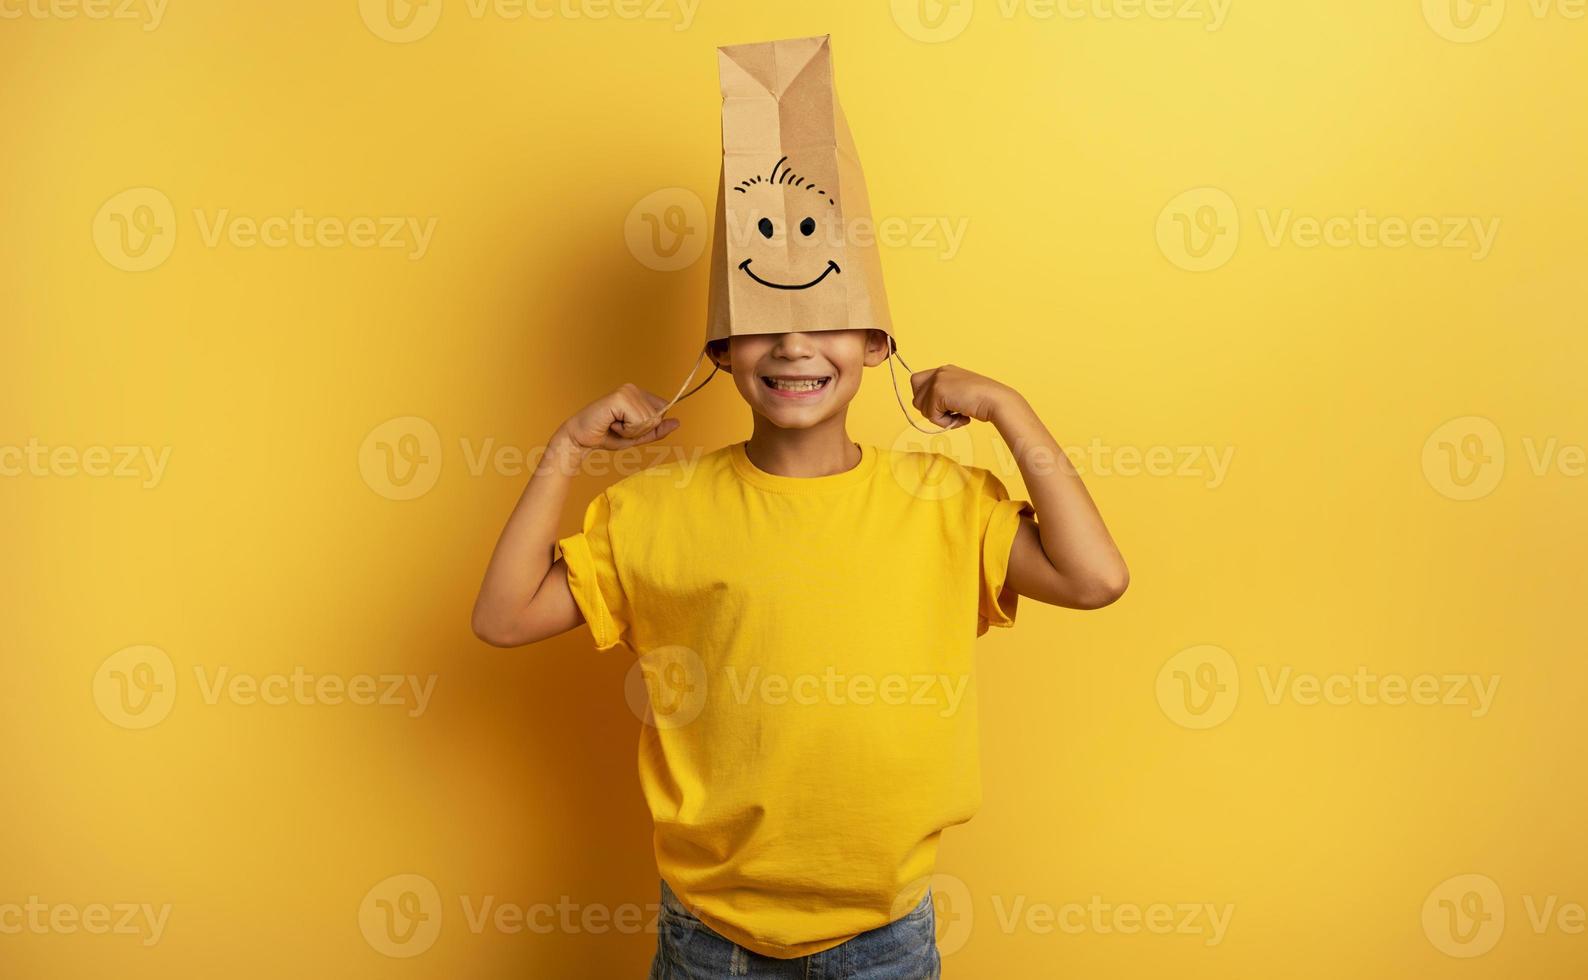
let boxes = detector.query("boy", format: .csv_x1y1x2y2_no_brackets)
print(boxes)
472,35,1127,980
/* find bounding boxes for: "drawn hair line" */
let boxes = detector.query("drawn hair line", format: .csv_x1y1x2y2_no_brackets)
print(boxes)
731,155,835,204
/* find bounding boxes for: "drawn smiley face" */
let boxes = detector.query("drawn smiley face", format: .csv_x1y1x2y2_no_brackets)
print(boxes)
731,155,840,290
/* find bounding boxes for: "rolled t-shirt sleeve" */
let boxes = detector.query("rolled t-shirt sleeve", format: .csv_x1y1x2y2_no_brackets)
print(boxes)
973,467,1035,635
553,490,631,651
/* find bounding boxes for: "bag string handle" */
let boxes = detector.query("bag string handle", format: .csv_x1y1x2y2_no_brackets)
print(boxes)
885,343,965,435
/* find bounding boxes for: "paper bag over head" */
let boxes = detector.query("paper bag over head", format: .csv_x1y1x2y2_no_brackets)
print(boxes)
706,35,894,351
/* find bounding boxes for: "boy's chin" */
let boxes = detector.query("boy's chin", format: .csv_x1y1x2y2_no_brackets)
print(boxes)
748,390,851,429
754,403,839,429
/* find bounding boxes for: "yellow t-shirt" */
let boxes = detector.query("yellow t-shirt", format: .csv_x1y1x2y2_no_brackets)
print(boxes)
553,441,1033,959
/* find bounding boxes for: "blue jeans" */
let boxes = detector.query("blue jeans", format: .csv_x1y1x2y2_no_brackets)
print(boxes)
648,881,941,979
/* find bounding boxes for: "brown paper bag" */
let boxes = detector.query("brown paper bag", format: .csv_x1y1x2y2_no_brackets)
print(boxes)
706,35,894,350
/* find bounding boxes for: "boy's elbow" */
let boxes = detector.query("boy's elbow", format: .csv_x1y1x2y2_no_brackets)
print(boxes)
471,614,508,647
1073,565,1129,610
471,608,532,648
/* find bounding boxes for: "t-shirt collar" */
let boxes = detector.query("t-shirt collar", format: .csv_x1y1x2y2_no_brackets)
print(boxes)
728,441,877,493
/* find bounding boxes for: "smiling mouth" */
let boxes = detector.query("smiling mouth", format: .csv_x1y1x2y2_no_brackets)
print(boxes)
738,259,841,290
760,375,832,397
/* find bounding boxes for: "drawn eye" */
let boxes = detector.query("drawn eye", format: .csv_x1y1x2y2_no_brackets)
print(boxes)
799,217,815,236
758,217,774,239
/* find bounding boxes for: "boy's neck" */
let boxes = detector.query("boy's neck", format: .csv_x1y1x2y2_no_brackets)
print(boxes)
744,414,862,478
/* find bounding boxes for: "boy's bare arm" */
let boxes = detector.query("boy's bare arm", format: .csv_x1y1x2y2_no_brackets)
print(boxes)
471,385,678,647
909,366,1129,611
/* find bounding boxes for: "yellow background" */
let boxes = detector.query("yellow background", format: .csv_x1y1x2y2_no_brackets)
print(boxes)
3,0,1585,976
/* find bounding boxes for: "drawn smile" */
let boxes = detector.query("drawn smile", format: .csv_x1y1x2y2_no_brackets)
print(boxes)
738,259,841,290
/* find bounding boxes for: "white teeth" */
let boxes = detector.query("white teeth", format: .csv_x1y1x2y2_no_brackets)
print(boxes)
767,378,827,391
